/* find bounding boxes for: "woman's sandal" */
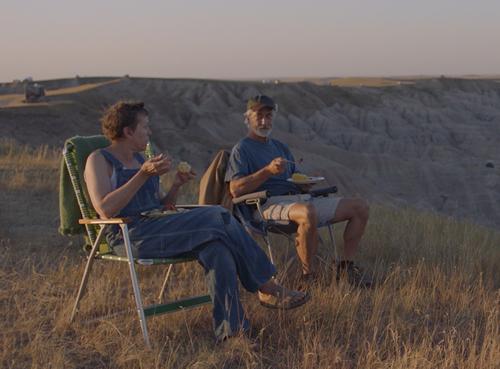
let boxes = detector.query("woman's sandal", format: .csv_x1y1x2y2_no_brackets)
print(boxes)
258,289,310,310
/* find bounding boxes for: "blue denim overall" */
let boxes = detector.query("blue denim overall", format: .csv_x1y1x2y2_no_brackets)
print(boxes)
100,149,276,341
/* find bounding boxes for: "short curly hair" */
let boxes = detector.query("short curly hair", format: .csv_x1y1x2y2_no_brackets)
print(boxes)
100,101,149,140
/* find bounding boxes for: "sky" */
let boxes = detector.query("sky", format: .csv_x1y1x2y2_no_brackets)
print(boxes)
1,0,500,82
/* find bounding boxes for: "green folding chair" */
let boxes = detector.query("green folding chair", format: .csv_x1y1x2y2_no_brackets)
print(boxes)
61,135,211,348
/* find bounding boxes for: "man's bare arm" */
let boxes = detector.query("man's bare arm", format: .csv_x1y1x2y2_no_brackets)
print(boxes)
229,157,286,198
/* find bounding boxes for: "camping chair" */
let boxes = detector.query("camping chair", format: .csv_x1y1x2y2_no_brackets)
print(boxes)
61,135,211,348
232,187,339,270
198,149,339,270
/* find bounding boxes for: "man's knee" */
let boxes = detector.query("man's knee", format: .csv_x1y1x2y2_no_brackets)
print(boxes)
290,203,318,226
305,203,319,224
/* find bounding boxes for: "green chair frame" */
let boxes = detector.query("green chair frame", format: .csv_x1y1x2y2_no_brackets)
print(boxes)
63,136,211,348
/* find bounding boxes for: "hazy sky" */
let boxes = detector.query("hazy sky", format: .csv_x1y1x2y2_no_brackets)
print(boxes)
1,0,499,82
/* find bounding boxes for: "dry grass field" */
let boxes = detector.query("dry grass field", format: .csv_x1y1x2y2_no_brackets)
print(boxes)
0,141,498,369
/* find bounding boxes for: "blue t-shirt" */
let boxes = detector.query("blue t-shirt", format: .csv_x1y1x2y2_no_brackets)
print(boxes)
225,137,300,196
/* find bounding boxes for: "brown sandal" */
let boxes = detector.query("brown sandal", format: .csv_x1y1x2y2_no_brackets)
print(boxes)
258,289,310,310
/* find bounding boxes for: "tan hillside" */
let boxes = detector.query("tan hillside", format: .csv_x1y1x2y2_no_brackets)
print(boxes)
1,76,499,228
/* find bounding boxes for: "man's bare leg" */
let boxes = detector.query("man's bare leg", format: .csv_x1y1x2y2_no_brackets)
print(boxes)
288,203,319,274
331,198,370,260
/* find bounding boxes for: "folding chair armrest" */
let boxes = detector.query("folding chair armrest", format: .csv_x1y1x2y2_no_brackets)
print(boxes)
79,218,130,225
310,186,338,197
175,204,213,209
232,190,269,205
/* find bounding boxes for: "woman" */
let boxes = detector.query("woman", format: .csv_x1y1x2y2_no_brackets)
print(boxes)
84,101,309,341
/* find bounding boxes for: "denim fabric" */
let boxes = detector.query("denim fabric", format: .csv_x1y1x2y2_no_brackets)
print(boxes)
100,149,161,217
100,149,276,341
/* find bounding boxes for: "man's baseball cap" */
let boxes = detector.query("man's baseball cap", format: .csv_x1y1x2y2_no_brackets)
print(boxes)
247,95,277,111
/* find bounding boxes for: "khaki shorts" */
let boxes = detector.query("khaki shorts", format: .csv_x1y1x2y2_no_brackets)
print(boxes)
258,194,342,226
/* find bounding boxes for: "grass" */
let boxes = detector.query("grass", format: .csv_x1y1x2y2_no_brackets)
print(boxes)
0,139,60,191
0,142,498,369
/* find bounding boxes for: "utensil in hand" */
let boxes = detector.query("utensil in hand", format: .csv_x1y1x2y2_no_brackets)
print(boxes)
283,158,303,165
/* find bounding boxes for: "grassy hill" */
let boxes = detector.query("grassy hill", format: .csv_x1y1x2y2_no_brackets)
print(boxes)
0,142,498,369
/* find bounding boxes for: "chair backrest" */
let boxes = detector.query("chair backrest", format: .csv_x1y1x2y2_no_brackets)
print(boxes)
198,150,232,210
62,135,111,249
61,135,155,251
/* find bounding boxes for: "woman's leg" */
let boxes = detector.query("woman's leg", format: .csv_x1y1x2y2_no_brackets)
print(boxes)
197,241,250,342
217,209,277,292
217,209,310,308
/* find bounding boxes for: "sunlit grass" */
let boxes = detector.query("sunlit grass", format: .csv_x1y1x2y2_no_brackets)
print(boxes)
0,143,498,369
0,139,60,191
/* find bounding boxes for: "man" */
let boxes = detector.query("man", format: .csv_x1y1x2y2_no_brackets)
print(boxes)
225,95,372,287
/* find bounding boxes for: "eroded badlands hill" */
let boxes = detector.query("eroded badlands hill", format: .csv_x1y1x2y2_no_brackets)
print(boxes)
1,77,499,227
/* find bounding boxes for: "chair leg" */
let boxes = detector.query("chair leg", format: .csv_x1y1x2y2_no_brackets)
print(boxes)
158,264,174,301
283,236,295,274
70,225,107,323
327,224,338,261
318,232,325,246
120,224,151,348
262,234,275,265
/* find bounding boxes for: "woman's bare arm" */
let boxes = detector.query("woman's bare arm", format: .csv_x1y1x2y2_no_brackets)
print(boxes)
84,151,171,218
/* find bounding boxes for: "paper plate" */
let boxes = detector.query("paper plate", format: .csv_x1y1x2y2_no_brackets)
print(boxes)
140,209,179,217
287,176,325,184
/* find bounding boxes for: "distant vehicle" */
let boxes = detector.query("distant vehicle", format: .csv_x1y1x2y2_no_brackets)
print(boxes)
24,82,46,103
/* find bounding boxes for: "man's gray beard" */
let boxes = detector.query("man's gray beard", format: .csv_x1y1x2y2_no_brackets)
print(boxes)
252,127,272,138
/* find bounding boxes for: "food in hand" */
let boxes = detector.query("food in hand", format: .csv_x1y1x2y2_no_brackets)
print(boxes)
292,173,308,181
177,161,192,174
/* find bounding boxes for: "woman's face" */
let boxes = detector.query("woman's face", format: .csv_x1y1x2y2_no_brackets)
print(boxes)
126,113,151,151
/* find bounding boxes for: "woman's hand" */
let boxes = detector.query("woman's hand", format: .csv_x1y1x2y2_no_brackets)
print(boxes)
173,169,196,188
140,154,172,177
161,170,195,209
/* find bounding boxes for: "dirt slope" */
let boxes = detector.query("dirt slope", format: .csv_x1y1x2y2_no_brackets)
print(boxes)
1,76,499,227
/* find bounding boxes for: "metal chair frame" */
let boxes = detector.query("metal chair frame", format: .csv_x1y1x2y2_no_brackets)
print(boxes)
63,136,211,348
232,187,339,269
